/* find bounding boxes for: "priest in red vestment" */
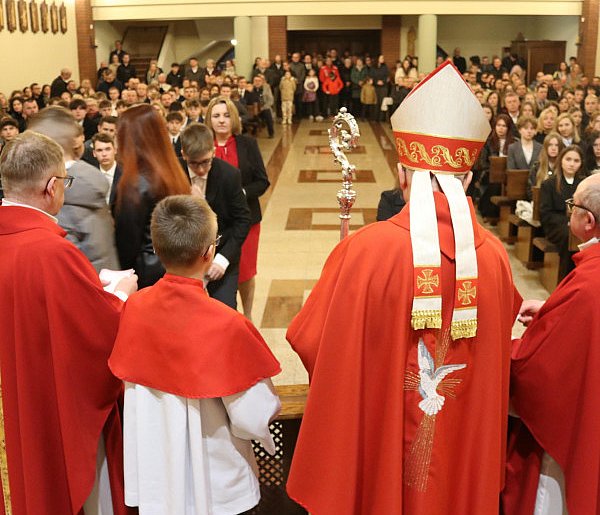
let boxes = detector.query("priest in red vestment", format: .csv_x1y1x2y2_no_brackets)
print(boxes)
286,61,522,515
503,173,600,515
0,132,137,515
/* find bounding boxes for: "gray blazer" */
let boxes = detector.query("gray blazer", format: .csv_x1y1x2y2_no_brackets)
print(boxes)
507,140,542,170
58,160,119,272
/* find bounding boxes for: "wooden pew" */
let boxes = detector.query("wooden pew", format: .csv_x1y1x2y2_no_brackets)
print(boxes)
533,237,560,293
513,186,544,269
253,384,309,514
492,169,529,243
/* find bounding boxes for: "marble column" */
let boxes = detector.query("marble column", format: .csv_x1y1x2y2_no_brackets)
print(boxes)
417,14,437,74
234,16,252,79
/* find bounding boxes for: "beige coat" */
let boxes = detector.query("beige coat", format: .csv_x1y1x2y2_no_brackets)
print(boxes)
279,77,297,102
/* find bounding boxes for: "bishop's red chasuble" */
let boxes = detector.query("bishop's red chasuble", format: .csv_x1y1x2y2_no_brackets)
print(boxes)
503,242,600,515
109,273,281,397
286,193,521,515
0,206,132,515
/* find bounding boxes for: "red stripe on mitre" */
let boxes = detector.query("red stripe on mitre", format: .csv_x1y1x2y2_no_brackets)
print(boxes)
393,131,484,174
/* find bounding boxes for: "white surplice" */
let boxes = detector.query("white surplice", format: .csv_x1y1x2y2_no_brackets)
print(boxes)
123,379,281,515
534,452,568,515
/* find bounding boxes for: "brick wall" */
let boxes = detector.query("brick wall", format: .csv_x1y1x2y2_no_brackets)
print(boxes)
268,16,287,59
381,15,401,67
74,0,97,84
578,0,599,76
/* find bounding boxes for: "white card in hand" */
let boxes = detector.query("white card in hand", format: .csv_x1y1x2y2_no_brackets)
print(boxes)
99,268,135,293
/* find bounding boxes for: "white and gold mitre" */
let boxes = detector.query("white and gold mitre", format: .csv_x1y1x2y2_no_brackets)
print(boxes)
390,61,491,340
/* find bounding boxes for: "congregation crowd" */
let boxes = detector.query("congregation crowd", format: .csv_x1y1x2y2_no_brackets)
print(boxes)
3,39,600,515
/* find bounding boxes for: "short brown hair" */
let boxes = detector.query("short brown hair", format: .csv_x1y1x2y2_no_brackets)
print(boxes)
92,132,115,147
151,195,217,267
205,96,242,136
0,131,64,196
180,123,214,159
26,106,79,154
517,115,537,130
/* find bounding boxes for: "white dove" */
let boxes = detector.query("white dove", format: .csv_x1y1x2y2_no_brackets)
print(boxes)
417,339,466,416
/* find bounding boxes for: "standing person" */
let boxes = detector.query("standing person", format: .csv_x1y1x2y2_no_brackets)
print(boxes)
302,68,319,121
339,57,353,109
360,77,377,120
114,103,191,288
205,97,268,318
370,54,390,121
28,106,119,272
289,52,306,121
0,131,138,515
503,173,600,515
350,58,368,116
109,195,281,515
279,70,296,124
286,61,521,515
179,123,251,309
319,57,343,118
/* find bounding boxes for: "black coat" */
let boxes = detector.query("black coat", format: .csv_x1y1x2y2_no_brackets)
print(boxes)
114,175,164,288
50,76,68,98
376,189,406,221
234,135,270,225
179,157,251,265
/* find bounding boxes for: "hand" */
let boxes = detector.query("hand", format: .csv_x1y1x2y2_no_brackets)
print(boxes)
205,263,225,281
517,299,545,326
115,274,138,297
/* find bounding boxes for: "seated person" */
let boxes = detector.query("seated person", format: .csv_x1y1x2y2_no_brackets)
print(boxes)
109,195,281,514
539,145,588,280
507,115,543,170
528,132,564,199
166,111,184,157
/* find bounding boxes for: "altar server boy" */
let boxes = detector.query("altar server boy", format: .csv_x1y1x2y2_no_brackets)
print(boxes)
109,195,281,515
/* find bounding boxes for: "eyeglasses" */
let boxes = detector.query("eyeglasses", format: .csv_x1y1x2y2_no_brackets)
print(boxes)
203,234,222,256
187,157,213,169
565,198,597,219
46,175,75,189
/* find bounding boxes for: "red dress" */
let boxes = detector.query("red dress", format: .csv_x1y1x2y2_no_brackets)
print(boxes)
215,135,260,283
286,193,521,514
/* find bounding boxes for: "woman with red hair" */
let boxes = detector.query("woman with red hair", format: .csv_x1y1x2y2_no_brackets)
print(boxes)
114,104,191,288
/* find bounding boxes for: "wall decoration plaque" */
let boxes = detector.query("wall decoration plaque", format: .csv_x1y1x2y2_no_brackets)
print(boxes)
17,0,28,32
39,0,47,33
6,0,17,33
49,0,57,34
29,0,38,33
58,1,65,33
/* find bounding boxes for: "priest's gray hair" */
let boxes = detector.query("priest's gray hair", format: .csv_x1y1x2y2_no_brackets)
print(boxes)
579,175,600,220
0,131,64,196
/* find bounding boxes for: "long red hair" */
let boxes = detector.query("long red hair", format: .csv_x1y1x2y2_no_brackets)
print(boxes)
117,104,190,206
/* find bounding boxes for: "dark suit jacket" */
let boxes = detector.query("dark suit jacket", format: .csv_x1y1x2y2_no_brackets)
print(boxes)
171,136,182,158
50,76,68,98
507,140,542,170
234,134,270,225
179,157,251,265
376,189,406,221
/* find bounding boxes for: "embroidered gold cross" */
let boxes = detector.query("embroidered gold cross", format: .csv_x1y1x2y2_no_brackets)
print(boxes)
457,281,476,305
417,269,439,294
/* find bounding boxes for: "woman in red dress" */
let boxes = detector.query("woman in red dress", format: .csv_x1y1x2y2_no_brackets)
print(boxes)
205,96,270,320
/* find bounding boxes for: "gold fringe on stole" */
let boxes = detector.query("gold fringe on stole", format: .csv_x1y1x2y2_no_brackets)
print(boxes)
411,310,443,330
404,414,437,492
0,379,12,514
451,318,477,340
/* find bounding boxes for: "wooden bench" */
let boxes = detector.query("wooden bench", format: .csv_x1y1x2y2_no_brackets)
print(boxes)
252,384,309,514
511,186,545,269
533,237,560,293
491,169,529,243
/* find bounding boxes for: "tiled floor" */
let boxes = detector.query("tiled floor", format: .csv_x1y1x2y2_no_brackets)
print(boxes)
251,120,548,385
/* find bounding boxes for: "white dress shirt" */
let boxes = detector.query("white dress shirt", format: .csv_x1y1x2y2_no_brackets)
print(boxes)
100,162,117,204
